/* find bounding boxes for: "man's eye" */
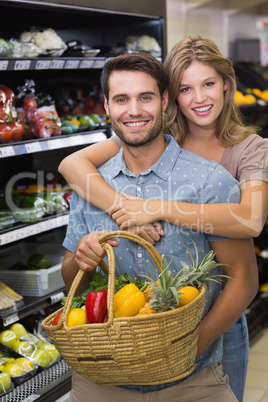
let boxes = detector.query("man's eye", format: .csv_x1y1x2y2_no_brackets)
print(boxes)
141,96,151,101
116,98,127,103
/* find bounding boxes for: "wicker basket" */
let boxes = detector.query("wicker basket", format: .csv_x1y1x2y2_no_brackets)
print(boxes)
41,231,206,386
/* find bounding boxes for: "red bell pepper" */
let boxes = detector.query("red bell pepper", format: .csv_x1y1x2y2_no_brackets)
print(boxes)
85,290,108,324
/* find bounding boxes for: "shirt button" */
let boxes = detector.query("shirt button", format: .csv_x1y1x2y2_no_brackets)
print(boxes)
137,187,141,192
137,253,142,258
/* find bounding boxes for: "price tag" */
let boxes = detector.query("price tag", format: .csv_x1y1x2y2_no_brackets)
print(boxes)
14,60,31,70
25,142,42,153
93,59,106,69
50,291,65,304
0,60,9,70
3,313,19,327
65,60,80,69
35,60,51,70
68,135,83,146
48,138,63,150
0,146,15,158
50,59,65,69
21,395,40,402
80,59,94,69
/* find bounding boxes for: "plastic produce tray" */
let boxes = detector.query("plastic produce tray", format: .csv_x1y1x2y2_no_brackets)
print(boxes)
0,263,64,297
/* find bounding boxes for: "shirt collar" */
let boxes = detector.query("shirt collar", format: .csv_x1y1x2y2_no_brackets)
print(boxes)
108,135,182,181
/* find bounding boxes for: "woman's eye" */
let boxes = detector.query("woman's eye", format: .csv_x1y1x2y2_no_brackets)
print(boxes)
180,87,190,93
205,81,214,87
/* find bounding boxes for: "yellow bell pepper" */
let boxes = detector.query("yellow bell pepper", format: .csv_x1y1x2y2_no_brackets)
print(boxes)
113,283,146,318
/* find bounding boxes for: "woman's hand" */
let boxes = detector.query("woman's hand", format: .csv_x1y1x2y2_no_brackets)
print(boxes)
110,193,163,229
127,222,164,244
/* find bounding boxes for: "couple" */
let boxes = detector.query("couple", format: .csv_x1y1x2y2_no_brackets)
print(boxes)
60,36,267,401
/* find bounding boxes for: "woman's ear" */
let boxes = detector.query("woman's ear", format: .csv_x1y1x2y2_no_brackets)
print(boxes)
224,80,228,92
162,90,169,112
104,97,109,115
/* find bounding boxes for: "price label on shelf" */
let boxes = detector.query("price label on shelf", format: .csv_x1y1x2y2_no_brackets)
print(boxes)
93,59,106,69
25,142,42,153
35,60,51,70
50,59,65,69
0,60,9,70
3,313,19,327
65,60,80,69
0,146,15,158
50,291,65,304
80,59,94,69
48,138,63,150
68,135,84,146
14,60,31,70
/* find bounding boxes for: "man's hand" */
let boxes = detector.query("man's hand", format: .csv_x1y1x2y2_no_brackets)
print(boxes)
74,230,119,271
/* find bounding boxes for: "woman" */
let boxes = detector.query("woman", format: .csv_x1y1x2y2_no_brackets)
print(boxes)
59,36,268,401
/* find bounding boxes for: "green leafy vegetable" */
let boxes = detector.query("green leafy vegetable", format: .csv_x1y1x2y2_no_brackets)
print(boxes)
61,271,144,309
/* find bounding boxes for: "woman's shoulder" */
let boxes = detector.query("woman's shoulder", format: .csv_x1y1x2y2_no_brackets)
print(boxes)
221,134,268,181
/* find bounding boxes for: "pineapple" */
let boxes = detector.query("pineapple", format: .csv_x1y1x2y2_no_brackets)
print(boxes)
137,238,231,316
138,257,183,314
178,240,230,289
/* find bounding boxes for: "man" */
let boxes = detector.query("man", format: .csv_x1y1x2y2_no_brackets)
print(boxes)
61,52,258,401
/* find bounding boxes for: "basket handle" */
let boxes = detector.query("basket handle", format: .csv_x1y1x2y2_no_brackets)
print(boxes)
61,230,162,328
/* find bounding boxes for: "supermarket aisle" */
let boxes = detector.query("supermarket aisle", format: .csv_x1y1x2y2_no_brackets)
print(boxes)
244,328,268,401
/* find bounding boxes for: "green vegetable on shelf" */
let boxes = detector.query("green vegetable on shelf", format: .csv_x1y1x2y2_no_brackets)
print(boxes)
27,254,51,270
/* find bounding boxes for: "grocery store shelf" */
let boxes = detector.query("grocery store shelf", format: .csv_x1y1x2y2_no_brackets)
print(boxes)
0,359,72,402
0,288,66,328
0,213,69,246
0,131,108,158
0,57,107,72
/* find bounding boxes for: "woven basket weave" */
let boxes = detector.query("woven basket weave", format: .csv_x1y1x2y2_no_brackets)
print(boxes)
41,231,206,385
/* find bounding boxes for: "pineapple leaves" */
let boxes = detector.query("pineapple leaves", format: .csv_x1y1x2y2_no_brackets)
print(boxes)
141,238,233,314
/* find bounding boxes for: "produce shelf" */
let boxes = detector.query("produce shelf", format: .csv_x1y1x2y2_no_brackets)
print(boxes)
0,57,107,72
0,359,72,402
0,130,108,158
0,213,69,246
0,287,66,329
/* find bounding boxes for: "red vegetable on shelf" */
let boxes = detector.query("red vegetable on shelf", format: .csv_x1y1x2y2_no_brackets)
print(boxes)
0,86,24,143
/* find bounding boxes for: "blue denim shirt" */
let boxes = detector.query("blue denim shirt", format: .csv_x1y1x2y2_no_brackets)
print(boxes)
63,135,240,393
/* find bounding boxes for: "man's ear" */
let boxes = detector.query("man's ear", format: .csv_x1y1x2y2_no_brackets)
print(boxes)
162,90,169,112
104,97,109,115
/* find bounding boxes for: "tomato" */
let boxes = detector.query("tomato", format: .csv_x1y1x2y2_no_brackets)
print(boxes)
52,312,63,326
0,123,13,143
23,96,38,110
9,121,24,141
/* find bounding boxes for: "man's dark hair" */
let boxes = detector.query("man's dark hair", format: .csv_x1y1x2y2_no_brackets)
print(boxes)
101,52,169,100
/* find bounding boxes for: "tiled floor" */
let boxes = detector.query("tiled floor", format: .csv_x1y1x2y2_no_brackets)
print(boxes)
244,328,268,402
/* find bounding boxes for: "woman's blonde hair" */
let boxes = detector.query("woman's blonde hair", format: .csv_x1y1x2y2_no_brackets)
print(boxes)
164,35,259,146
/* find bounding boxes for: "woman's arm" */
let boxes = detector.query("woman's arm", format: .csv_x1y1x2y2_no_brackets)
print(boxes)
59,138,165,244
59,139,268,238
59,138,121,212
110,180,268,238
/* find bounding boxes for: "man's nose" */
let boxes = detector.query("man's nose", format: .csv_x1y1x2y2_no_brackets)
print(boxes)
128,100,141,115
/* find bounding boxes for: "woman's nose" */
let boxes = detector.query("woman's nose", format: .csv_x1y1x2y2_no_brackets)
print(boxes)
194,89,206,103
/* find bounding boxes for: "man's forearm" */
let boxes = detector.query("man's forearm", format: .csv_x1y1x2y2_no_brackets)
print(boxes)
61,250,95,295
